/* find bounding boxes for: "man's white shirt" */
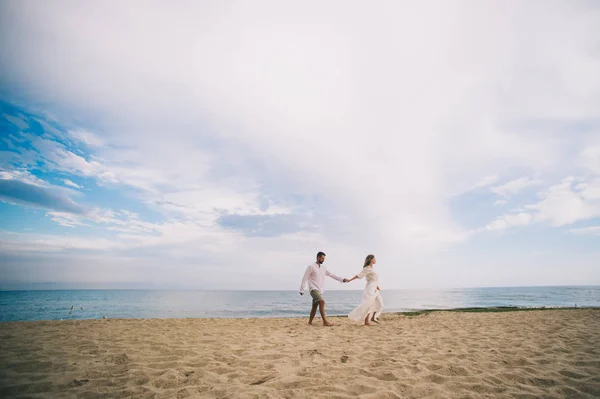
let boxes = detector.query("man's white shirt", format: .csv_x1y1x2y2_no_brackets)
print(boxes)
299,262,343,294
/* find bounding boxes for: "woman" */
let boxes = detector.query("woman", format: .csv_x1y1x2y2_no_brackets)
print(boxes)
345,254,384,325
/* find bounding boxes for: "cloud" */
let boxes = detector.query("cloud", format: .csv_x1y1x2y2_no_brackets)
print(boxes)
491,176,542,197
3,2,597,241
62,179,82,189
44,208,163,233
47,211,86,228
0,179,85,214
450,175,499,197
580,146,600,174
1,1,600,288
217,213,312,237
10,128,175,194
31,137,105,178
0,169,45,186
473,175,499,190
486,212,533,231
485,177,600,231
569,225,600,235
526,177,600,226
68,129,104,147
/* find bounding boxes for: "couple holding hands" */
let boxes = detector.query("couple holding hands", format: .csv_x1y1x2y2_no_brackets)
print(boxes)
299,251,384,326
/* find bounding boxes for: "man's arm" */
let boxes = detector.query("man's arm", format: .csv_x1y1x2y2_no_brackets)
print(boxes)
299,266,311,294
326,269,344,283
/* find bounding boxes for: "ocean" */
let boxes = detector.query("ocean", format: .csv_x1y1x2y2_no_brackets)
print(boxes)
1,286,599,322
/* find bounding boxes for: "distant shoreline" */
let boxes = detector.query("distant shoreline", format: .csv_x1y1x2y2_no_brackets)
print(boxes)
1,284,600,292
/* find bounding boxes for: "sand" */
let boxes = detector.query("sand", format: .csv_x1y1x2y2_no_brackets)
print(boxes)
1,309,599,398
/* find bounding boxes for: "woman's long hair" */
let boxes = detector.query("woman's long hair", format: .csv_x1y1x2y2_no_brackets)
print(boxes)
363,254,375,268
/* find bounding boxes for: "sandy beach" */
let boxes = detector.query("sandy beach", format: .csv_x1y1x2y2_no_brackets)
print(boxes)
1,309,599,398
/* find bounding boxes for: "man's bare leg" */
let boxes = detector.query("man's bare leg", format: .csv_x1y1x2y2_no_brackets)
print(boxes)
319,300,333,326
308,303,318,325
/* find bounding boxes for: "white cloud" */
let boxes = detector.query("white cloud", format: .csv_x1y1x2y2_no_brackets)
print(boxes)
473,175,499,189
486,212,533,231
580,146,600,174
68,129,104,147
569,226,600,235
494,199,507,206
31,137,105,178
1,1,600,287
48,212,87,228
526,177,600,226
0,169,45,186
47,207,165,235
62,179,82,189
157,187,293,222
486,177,600,231
491,176,542,197
450,174,498,196
25,136,185,193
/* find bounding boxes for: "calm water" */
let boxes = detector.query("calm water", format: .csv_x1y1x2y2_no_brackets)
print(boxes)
1,286,599,322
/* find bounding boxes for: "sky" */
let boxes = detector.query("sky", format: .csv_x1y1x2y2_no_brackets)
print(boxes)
0,0,599,290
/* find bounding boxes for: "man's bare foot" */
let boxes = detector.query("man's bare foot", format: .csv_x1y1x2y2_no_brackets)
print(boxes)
371,319,379,324
323,321,334,327
308,322,314,325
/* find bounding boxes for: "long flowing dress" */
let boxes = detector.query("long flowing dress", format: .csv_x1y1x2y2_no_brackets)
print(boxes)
348,267,384,323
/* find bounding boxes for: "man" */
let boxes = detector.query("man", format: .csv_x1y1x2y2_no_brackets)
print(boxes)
299,251,347,326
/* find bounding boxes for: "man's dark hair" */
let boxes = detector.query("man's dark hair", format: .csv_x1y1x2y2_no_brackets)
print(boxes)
316,251,326,258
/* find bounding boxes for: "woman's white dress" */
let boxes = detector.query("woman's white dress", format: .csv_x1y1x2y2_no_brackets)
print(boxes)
348,267,384,323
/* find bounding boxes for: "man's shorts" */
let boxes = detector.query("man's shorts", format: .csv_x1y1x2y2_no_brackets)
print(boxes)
310,289,324,305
